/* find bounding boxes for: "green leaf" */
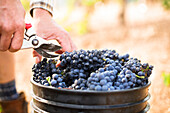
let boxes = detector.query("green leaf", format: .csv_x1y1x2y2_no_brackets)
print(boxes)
146,66,149,70
46,77,51,86
61,71,64,75
135,74,145,79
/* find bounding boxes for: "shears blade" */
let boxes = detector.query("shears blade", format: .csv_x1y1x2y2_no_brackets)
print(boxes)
34,48,59,58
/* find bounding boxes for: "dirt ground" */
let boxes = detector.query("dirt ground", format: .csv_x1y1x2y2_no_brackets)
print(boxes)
14,3,170,113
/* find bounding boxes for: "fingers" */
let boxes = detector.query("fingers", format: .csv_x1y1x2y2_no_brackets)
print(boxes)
0,31,13,51
59,38,72,52
69,37,77,51
9,24,25,52
56,32,76,52
56,60,61,67
33,50,42,63
0,22,25,52
47,35,72,52
48,34,77,53
60,32,77,51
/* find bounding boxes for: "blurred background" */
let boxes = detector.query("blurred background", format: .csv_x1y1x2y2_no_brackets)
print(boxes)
15,0,170,112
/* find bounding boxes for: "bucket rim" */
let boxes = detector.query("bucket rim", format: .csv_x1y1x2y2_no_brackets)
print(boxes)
31,92,151,109
31,99,150,112
31,77,151,93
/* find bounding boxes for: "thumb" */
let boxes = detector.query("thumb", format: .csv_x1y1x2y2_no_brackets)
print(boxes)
33,50,42,63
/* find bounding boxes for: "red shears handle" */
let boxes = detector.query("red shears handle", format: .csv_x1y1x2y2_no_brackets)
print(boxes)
25,23,32,30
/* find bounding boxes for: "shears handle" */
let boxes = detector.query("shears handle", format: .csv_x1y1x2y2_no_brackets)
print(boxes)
25,23,32,30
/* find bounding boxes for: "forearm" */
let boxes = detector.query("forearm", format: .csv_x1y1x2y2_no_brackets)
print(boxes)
0,52,15,83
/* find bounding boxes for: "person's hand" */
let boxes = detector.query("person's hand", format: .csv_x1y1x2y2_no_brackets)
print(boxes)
32,9,77,63
0,0,25,52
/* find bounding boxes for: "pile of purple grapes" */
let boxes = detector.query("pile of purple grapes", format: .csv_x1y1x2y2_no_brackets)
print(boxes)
32,49,153,91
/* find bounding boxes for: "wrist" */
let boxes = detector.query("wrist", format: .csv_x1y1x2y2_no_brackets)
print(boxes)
33,8,52,19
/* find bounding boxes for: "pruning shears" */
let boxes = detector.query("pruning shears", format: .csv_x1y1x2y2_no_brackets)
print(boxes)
21,23,62,58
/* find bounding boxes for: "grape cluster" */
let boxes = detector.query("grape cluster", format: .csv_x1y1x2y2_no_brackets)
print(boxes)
87,60,118,91
32,58,52,86
32,49,153,91
123,58,153,87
